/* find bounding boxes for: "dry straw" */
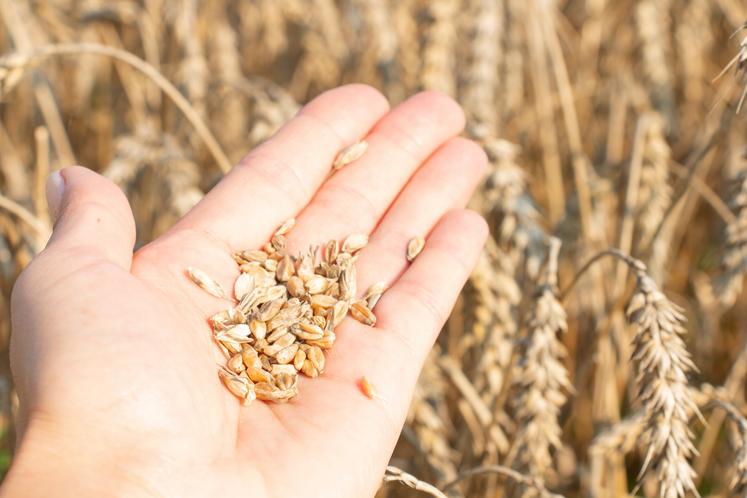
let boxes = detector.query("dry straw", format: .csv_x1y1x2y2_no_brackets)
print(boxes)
0,43,231,172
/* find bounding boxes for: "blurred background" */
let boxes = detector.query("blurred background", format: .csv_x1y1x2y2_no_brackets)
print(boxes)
1,0,747,496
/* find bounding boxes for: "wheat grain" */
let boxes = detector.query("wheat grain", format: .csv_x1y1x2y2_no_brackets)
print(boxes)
332,141,367,170
359,376,378,399
341,233,368,254
363,281,387,310
186,267,227,299
350,299,376,326
406,236,425,262
274,217,296,237
219,367,255,406
188,224,391,403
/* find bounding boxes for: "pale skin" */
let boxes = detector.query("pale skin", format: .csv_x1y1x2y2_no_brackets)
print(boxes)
2,85,488,498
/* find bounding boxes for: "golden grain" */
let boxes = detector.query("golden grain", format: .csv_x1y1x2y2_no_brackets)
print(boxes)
350,299,377,326
406,236,425,262
189,227,386,404
359,376,377,399
364,281,387,309
332,140,368,170
342,233,368,254
186,266,226,299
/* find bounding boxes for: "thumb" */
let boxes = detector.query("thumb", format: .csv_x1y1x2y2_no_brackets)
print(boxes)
45,166,136,270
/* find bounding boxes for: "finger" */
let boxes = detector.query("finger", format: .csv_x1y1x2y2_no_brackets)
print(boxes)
355,137,487,293
253,210,488,496
44,166,136,270
374,209,487,361
174,84,389,248
318,210,487,410
286,91,465,250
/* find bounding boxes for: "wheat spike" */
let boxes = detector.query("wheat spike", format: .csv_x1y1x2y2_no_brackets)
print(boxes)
461,0,502,135
635,0,675,119
509,238,571,481
715,146,747,306
420,0,458,95
627,268,700,498
502,0,525,119
636,114,672,250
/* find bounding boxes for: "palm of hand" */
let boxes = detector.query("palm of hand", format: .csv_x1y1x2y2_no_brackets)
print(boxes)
8,86,487,498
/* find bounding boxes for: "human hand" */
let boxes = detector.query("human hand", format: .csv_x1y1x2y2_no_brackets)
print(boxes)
3,85,488,498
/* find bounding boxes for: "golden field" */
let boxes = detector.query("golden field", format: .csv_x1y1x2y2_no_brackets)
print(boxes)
1,0,747,496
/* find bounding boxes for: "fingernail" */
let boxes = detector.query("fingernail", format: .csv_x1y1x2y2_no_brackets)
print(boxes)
45,170,65,222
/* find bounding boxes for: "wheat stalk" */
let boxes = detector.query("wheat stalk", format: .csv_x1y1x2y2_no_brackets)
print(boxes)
383,465,449,498
441,464,564,498
0,43,231,172
0,193,50,238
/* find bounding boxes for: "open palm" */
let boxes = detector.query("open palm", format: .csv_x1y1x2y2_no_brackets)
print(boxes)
6,86,487,498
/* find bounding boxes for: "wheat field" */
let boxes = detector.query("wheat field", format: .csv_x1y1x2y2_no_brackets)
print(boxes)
1,0,747,496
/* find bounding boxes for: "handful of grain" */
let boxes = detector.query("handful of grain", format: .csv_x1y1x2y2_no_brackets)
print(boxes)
187,219,391,405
